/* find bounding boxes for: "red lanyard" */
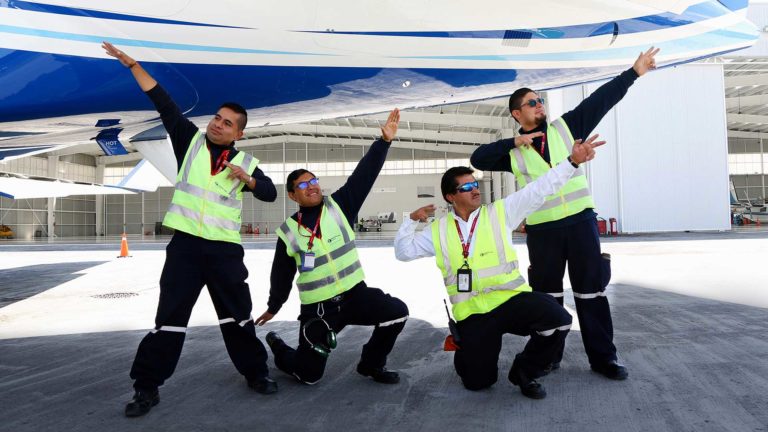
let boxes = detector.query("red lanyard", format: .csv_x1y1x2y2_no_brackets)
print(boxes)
538,133,546,157
212,149,231,176
297,206,322,250
454,213,479,260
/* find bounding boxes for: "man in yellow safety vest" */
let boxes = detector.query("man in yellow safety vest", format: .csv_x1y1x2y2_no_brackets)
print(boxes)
396,135,604,398
256,109,409,386
103,42,279,418
470,47,660,380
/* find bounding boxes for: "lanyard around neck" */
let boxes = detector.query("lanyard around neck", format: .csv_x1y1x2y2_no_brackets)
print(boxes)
454,213,479,263
298,206,322,250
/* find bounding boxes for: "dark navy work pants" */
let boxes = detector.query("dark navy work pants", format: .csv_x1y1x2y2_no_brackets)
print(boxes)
453,292,572,390
526,217,617,366
130,232,269,391
271,284,408,384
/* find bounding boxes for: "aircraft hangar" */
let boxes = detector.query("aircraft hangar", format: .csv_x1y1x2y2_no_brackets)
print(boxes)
1,2,767,432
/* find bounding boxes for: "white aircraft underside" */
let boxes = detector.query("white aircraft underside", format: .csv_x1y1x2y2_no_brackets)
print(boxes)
0,0,759,179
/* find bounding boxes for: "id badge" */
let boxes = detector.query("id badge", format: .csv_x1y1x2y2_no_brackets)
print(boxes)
457,268,472,292
301,252,315,271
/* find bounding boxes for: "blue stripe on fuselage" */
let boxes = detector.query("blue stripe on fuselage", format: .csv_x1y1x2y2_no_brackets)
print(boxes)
0,43,751,124
0,24,324,56
301,1,740,39
4,0,244,28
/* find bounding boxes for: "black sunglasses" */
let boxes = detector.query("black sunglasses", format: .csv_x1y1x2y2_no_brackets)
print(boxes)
517,97,545,109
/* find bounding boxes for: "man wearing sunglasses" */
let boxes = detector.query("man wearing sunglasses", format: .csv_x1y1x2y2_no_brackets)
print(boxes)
255,109,410,386
470,47,660,381
395,135,604,399
102,43,280,417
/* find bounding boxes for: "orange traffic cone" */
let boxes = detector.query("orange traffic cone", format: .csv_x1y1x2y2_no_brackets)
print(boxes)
118,232,131,258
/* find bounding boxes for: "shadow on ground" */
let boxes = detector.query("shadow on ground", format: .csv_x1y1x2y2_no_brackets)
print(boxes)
0,262,107,307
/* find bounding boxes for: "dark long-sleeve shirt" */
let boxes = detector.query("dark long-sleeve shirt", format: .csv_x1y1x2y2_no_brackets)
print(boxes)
469,68,639,231
266,139,391,314
146,84,277,202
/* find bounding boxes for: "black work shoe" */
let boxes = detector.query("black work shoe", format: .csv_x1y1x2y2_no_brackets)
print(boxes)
591,361,629,380
124,389,159,417
265,331,285,352
248,376,279,394
356,364,400,384
508,366,547,399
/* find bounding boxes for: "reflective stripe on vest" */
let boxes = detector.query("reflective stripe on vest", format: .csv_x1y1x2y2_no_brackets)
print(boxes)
432,200,531,322
509,118,595,225
162,131,259,243
276,196,365,304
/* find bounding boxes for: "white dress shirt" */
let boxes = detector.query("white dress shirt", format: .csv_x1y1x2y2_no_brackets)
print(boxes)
394,160,577,261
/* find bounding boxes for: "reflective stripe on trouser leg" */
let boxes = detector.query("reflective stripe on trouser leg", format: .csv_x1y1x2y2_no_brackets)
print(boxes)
378,315,409,327
151,325,187,334
536,324,572,337
218,316,254,326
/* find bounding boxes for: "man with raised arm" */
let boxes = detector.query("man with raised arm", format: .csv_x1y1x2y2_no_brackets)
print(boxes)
469,48,660,380
103,42,278,418
256,109,409,386
396,135,604,399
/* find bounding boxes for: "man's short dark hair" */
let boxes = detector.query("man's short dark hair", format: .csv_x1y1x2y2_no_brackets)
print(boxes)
219,102,247,131
286,169,315,193
508,87,536,113
441,166,475,203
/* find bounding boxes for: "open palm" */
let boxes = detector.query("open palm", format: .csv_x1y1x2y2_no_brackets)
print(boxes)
381,108,400,142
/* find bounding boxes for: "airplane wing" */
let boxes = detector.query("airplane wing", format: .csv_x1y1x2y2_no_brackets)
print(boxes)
0,172,136,199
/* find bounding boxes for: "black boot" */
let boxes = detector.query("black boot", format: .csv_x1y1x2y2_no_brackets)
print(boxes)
124,389,159,417
247,376,278,394
508,365,546,399
356,363,400,384
265,331,287,353
591,360,628,380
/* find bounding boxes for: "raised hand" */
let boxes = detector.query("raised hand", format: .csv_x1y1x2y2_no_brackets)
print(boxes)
633,46,660,77
102,41,137,68
410,204,436,222
571,134,606,165
102,41,157,91
514,131,544,148
381,108,400,142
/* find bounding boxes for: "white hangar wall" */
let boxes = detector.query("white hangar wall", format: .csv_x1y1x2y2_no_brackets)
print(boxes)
549,63,730,233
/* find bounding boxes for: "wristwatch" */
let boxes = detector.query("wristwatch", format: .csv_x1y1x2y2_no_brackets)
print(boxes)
567,156,579,168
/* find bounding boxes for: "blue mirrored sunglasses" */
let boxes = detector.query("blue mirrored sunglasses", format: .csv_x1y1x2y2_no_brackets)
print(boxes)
296,177,319,190
521,97,545,108
456,181,479,193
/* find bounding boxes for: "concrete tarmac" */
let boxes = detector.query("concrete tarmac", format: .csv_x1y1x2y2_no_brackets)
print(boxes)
1,231,767,432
